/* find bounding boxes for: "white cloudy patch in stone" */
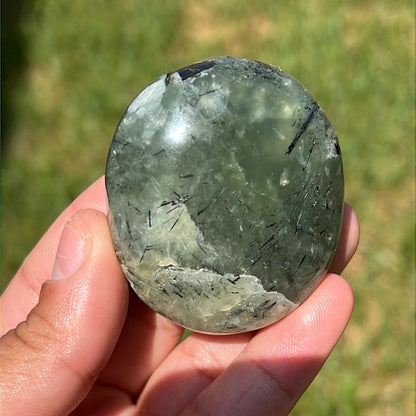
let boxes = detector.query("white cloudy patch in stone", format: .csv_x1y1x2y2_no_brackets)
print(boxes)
198,90,228,121
138,266,298,333
149,203,216,262
127,77,165,114
325,135,341,159
280,169,290,186
280,101,297,118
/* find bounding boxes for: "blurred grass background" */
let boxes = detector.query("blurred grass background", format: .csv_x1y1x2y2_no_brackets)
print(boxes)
2,0,414,414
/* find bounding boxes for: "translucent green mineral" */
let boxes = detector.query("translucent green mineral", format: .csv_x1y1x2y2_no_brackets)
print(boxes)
105,57,344,334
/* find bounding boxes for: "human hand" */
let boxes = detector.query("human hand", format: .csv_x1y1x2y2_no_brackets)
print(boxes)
1,177,359,416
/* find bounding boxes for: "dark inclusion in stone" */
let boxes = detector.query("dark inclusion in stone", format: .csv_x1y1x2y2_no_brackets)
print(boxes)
105,57,344,334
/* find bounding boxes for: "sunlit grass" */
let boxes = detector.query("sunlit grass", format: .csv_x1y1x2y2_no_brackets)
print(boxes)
2,1,414,414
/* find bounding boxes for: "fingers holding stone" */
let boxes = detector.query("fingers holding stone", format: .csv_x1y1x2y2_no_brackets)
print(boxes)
135,331,253,415
96,289,184,399
0,209,129,416
135,274,353,416
1,177,108,335
132,202,359,414
179,274,354,416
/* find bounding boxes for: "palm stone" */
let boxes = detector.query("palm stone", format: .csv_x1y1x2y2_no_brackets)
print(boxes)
105,57,344,334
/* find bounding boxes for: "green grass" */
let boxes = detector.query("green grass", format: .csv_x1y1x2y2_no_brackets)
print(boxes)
2,1,414,414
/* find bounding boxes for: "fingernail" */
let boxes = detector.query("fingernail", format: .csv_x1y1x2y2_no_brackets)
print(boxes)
51,220,86,280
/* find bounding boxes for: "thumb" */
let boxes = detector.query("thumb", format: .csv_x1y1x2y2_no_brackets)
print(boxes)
0,209,129,416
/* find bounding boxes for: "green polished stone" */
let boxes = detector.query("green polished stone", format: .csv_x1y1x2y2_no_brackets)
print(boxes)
105,57,344,334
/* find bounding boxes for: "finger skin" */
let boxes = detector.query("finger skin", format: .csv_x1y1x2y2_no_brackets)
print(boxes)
135,274,353,416
87,290,183,400
2,175,184,412
330,203,360,274
135,205,359,415
70,293,184,415
180,275,354,416
1,177,108,335
0,210,129,416
136,330,252,415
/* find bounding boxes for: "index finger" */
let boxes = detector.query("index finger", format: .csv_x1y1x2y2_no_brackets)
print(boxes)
1,176,108,335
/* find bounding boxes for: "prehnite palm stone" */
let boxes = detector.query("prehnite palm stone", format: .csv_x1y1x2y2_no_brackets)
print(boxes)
105,57,344,334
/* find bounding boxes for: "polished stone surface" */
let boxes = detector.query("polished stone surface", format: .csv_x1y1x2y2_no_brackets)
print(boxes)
105,57,344,334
